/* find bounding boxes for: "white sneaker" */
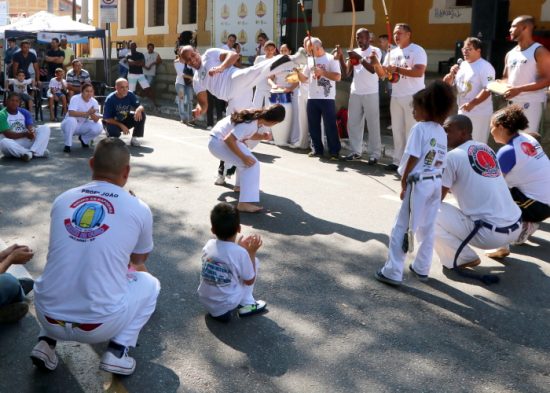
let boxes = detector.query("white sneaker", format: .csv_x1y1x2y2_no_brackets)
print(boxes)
130,137,141,147
21,152,33,162
30,340,58,371
34,149,49,158
238,300,267,317
99,348,136,375
214,174,225,185
512,222,540,245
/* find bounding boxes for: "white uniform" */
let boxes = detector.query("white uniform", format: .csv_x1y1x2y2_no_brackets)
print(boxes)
60,94,103,147
197,238,257,317
208,116,261,203
348,46,382,158
381,121,447,281
506,42,547,132
454,58,495,143
193,48,296,114
271,63,300,145
435,141,522,268
383,43,427,165
295,80,311,149
252,55,272,108
0,108,50,158
34,180,160,347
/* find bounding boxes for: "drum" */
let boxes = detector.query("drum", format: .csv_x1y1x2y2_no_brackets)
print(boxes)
268,90,293,146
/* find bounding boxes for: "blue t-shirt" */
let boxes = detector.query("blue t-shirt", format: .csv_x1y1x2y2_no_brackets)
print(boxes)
103,91,140,122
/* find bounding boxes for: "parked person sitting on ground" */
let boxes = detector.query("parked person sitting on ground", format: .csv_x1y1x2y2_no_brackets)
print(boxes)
0,92,51,162
0,243,34,323
31,137,160,375
61,82,103,153
103,78,146,147
48,68,68,121
6,69,36,112
197,202,266,322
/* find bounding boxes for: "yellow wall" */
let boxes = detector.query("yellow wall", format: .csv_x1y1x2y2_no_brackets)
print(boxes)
8,0,81,18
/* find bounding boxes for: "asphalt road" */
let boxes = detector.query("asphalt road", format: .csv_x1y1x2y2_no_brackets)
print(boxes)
0,115,549,393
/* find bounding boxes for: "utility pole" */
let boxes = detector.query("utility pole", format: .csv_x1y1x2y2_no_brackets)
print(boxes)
72,0,77,20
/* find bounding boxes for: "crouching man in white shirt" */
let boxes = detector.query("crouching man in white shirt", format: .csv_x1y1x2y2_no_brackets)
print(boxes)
31,137,160,376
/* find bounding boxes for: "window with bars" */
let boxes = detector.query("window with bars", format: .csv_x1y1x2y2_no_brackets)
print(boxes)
148,0,165,26
121,0,135,29
181,0,197,24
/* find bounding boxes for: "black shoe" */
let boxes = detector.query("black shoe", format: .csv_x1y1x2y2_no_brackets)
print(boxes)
374,270,402,287
209,311,232,323
385,164,399,172
269,55,291,72
409,265,428,282
18,278,34,295
78,136,89,148
368,157,378,165
343,153,361,161
63,146,71,153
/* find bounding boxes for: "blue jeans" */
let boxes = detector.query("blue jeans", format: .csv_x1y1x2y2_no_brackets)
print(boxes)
0,273,24,307
306,99,341,155
175,83,193,121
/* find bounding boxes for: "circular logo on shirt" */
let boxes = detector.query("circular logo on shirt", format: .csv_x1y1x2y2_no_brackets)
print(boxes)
467,144,501,178
64,196,114,241
521,141,537,157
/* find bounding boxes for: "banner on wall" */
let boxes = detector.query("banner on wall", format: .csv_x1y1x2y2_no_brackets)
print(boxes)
213,0,277,58
37,32,88,44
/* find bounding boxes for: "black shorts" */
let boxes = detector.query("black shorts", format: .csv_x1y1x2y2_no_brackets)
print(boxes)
510,187,550,223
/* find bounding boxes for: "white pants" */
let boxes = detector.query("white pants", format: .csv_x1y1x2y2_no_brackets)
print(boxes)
390,95,417,165
294,91,311,149
508,100,544,133
348,93,381,158
459,110,491,143
0,125,50,157
36,271,160,348
434,202,522,269
381,177,442,281
252,88,271,109
128,73,150,92
61,117,103,147
208,136,260,203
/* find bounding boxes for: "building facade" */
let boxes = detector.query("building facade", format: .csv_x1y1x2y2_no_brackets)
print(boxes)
5,0,81,21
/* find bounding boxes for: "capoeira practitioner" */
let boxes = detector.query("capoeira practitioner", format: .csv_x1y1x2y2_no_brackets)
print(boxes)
207,105,286,213
375,81,454,286
0,92,51,162
499,15,550,133
486,105,550,258
443,37,495,143
181,45,306,184
60,82,103,153
434,115,522,284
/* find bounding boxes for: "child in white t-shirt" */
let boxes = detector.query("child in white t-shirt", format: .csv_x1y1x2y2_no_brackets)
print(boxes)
48,68,68,121
7,69,35,111
197,202,266,322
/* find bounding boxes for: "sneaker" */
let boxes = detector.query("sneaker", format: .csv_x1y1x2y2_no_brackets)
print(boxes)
368,157,378,166
0,301,29,323
238,300,267,317
343,153,361,161
79,135,89,148
385,164,399,172
99,347,136,375
374,270,402,286
209,310,232,323
290,47,308,65
214,174,226,185
31,340,58,371
409,265,428,282
21,152,33,162
206,126,213,130
329,154,340,161
63,146,71,153
486,247,511,259
308,151,322,158
33,149,49,158
225,165,237,178
512,222,540,245
130,137,141,147
18,278,34,295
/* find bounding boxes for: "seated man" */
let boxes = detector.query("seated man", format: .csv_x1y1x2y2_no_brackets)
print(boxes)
435,115,522,272
65,59,92,99
31,137,160,375
102,78,146,147
0,92,51,162
0,243,35,323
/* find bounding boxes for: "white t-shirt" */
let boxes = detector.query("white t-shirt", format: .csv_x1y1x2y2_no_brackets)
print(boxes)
193,48,236,101
49,78,67,93
4,109,31,133
174,61,185,85
304,53,340,100
506,42,546,103
66,94,100,124
8,78,33,95
253,55,272,93
118,48,130,68
197,238,255,315
350,46,382,95
398,121,447,176
143,51,159,76
383,43,427,97
442,140,521,226
210,116,258,142
34,181,154,323
455,58,495,115
498,133,550,205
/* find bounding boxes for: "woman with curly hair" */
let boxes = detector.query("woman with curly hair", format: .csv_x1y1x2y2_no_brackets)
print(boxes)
487,105,550,257
208,105,285,213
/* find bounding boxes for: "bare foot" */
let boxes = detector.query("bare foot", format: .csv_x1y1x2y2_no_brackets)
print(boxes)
233,186,241,192
237,202,263,213
458,258,481,269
